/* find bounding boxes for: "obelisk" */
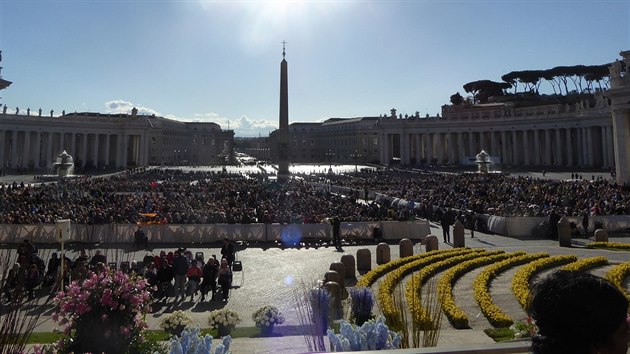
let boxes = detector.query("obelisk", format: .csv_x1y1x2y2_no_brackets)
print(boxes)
277,41,290,181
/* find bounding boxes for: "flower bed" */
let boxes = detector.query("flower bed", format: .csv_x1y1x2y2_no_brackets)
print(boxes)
561,256,608,272
473,253,548,327
605,261,630,301
357,249,460,287
376,249,478,329
512,254,577,309
586,242,630,250
406,250,501,329
438,251,525,329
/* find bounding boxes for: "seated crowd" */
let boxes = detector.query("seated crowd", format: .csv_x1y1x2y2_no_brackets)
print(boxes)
0,168,628,229
2,238,236,305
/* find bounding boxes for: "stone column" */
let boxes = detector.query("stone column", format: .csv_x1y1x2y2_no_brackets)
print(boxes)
533,129,540,165
468,131,475,158
566,128,573,167
70,133,76,156
0,130,5,166
22,131,31,169
59,132,65,152
400,132,410,165
81,134,88,168
511,130,518,164
607,125,615,169
555,128,562,166
523,130,530,165
575,128,583,166
414,134,421,164
91,134,99,168
501,130,508,165
11,130,18,168
479,131,486,151
46,132,54,168
457,132,464,164
122,134,128,168
427,133,435,162
34,132,42,169
490,131,497,158
435,133,444,163
544,129,552,166
104,134,111,167
586,127,594,167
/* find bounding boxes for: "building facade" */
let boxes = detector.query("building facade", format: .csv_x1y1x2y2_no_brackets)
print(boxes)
273,92,616,171
0,110,234,172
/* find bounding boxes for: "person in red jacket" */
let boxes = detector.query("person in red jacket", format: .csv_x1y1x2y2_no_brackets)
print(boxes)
185,261,203,301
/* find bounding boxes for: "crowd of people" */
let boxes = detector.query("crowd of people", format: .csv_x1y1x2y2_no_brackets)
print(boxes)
0,169,392,225
2,237,238,305
0,168,628,230
314,169,630,218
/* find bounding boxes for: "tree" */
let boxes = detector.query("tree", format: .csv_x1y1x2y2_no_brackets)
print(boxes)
450,92,464,105
463,80,510,104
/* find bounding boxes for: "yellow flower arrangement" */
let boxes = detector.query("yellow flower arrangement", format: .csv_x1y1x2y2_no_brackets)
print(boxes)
586,242,630,250
473,253,548,327
438,251,525,329
511,254,577,309
605,261,630,301
561,256,608,272
406,249,493,329
377,248,475,327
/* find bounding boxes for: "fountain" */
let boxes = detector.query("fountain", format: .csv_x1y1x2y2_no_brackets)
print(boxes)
34,150,84,182
475,150,490,173
54,150,74,177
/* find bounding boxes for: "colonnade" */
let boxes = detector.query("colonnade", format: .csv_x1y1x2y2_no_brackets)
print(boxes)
380,125,615,169
0,130,147,170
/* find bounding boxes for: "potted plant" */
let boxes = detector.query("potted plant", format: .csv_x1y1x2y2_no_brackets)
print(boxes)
208,309,241,337
159,310,194,337
252,305,285,336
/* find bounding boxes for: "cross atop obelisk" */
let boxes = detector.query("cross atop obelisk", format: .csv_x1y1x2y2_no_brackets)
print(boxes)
282,41,286,59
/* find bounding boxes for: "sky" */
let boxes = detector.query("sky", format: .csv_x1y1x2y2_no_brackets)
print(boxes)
0,0,628,137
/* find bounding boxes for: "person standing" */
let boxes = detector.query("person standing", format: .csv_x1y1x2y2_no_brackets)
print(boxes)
332,216,342,251
172,250,189,302
200,257,218,302
220,238,235,266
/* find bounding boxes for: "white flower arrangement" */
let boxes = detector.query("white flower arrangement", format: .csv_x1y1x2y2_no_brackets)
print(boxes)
208,309,241,329
160,310,194,331
252,305,285,327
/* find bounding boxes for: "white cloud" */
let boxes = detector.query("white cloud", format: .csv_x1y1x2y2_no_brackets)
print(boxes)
104,100,276,137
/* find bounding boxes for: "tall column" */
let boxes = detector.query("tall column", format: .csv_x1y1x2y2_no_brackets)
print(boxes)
22,131,31,168
511,130,518,165
468,131,475,157
92,134,99,168
566,128,574,167
426,133,434,162
607,125,615,169
586,127,594,167
71,133,77,155
11,130,18,168
104,134,110,167
46,133,54,168
479,131,486,151
34,132,42,169
490,131,497,157
458,132,464,164
122,134,128,168
533,130,540,165
523,130,530,165
59,133,65,153
81,134,88,168
544,129,552,166
0,130,4,166
501,130,508,165
400,132,410,165
555,128,562,166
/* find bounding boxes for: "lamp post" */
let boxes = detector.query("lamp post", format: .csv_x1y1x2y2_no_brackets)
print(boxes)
325,149,335,174
350,149,362,173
